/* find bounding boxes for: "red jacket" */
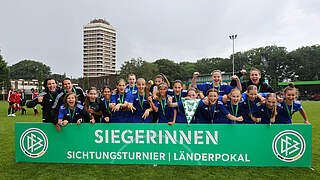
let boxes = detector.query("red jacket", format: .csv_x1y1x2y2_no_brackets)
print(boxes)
15,93,21,104
8,90,15,102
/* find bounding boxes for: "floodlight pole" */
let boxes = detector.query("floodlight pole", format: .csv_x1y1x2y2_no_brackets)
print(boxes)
229,34,237,76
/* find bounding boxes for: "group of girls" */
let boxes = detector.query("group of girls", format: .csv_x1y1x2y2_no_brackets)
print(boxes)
7,86,27,116
55,68,310,127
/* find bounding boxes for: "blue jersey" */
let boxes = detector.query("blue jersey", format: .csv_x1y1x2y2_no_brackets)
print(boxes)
197,82,234,96
154,95,175,123
221,100,246,124
196,100,228,124
131,92,153,123
275,100,303,124
241,93,268,124
110,92,133,123
58,103,89,123
253,104,279,124
125,84,138,95
167,89,188,123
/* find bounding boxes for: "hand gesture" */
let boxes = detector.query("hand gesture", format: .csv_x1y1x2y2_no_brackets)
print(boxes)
77,118,83,125
168,121,175,126
38,96,44,103
62,120,68,126
240,69,247,75
90,118,95,123
142,109,150,119
104,117,110,123
193,72,200,78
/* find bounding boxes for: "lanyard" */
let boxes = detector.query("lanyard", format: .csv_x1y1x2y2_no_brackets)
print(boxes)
230,102,239,117
68,108,76,120
48,92,54,101
138,93,145,109
129,84,135,93
209,103,217,123
247,99,253,118
213,83,220,93
64,87,77,95
258,85,261,93
174,93,181,102
160,98,167,115
118,94,124,104
285,101,294,120
104,100,111,114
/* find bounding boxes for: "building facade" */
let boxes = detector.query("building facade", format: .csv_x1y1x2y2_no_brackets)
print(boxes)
83,19,116,77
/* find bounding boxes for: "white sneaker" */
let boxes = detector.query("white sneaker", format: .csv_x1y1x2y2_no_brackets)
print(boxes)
11,114,16,117
8,114,12,116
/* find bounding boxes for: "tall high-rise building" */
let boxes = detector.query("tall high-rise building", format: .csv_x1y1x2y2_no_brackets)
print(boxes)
83,19,116,77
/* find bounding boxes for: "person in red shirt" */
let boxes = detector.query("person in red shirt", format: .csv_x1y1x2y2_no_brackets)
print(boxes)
14,91,21,112
7,86,16,117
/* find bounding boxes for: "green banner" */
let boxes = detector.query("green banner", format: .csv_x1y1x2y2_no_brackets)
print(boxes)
15,123,312,167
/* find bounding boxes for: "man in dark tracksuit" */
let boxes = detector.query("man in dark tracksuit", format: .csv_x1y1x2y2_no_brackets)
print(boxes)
27,78,61,126
51,78,86,123
230,68,274,93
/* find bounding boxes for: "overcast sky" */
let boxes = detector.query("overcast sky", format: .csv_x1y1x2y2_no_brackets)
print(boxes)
0,0,319,78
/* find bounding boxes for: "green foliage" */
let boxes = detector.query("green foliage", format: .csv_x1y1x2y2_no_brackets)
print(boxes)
38,71,43,91
9,60,51,80
51,73,67,83
118,45,320,89
84,75,89,91
0,51,10,89
288,45,320,81
154,59,183,82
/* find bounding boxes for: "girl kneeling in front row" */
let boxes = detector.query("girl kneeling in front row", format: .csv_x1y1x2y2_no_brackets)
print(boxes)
58,92,93,127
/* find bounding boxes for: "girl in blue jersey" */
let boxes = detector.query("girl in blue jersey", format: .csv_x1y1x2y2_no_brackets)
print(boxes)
241,85,268,124
110,79,134,123
197,89,229,124
191,70,242,96
101,86,112,123
58,92,93,127
168,87,198,124
221,88,244,123
153,82,175,124
253,93,278,124
168,80,188,124
84,87,104,123
126,74,138,94
131,78,155,123
275,83,310,124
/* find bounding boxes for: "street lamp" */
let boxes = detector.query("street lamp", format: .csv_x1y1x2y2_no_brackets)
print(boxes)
229,34,237,76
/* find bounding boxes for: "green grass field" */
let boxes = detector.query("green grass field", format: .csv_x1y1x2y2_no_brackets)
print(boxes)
0,101,320,180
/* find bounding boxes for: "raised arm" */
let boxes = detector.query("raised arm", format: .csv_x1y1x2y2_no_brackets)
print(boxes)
191,72,199,89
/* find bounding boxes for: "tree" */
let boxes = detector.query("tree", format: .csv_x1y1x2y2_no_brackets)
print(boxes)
154,59,183,83
0,51,10,90
84,75,89,91
9,60,51,80
38,71,43,91
288,45,320,81
51,73,67,83
119,57,144,80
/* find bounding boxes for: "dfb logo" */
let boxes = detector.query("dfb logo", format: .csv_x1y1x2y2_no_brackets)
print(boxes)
20,128,48,158
272,130,305,162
